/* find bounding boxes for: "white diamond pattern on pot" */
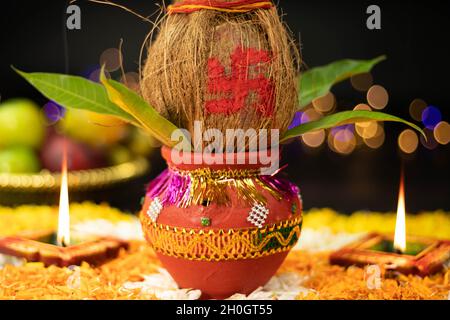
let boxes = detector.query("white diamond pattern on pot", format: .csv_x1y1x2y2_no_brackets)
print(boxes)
247,202,269,228
147,197,163,223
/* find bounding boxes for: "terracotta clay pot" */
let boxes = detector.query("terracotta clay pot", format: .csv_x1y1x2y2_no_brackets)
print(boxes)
140,147,302,299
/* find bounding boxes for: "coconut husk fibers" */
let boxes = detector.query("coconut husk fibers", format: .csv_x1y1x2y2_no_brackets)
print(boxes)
141,1,299,150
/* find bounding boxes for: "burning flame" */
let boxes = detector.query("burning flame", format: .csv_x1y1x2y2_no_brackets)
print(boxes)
393,171,406,253
57,141,70,247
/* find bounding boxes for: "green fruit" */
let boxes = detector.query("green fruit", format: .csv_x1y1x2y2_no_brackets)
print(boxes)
0,147,41,173
60,109,128,147
0,98,45,149
129,128,157,157
109,145,132,165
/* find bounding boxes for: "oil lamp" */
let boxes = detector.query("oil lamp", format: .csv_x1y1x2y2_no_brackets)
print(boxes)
330,171,450,276
0,141,128,267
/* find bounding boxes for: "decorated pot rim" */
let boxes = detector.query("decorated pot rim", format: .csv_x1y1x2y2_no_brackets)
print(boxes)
161,145,280,172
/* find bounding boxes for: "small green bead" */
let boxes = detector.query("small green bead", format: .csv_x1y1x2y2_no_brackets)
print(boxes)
291,203,297,214
140,197,145,205
201,217,211,227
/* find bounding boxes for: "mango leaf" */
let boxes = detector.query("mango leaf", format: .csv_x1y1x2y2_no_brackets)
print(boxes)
99,69,189,149
281,110,425,143
13,67,138,125
299,56,386,109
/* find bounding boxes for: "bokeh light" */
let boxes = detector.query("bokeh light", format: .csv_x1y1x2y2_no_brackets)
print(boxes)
355,134,364,146
288,111,303,130
398,129,419,154
356,121,378,139
327,131,337,153
331,124,354,140
421,106,442,129
100,48,121,72
88,68,111,83
363,124,385,149
409,98,427,122
302,129,325,148
433,121,450,145
350,72,374,92
42,101,65,125
312,92,335,114
354,103,372,111
367,85,389,110
333,128,356,155
420,128,438,150
353,103,372,130
301,108,322,124
328,125,356,155
120,72,140,92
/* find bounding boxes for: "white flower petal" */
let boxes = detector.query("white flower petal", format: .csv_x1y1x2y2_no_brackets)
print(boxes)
122,268,201,300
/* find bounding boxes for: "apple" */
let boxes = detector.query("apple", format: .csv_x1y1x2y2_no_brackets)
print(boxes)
40,132,106,172
0,146,41,173
0,98,45,149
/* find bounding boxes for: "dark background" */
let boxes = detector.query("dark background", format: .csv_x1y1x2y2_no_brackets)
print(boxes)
0,0,449,213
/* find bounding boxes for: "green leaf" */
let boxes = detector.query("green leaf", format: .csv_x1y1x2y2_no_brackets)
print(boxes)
99,69,190,149
281,110,425,143
13,67,137,124
299,56,386,109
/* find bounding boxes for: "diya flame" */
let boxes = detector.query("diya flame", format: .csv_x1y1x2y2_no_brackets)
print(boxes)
394,172,406,253
57,141,70,247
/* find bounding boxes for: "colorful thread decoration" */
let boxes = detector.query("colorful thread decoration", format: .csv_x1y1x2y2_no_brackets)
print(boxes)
141,212,302,261
206,46,275,117
167,0,273,15
146,167,299,208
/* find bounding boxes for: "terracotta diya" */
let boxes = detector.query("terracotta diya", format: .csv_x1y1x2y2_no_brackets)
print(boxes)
330,233,450,276
330,172,450,276
0,144,128,267
0,231,128,267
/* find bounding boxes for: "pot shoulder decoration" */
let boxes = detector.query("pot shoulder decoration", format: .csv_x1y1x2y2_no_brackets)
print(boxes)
140,147,302,299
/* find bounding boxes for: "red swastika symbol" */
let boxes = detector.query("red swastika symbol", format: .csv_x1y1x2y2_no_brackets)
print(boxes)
205,46,275,117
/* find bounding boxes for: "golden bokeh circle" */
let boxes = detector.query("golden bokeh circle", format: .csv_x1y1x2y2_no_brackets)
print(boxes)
302,130,326,148
301,108,322,123
356,121,378,139
354,103,372,111
312,92,335,114
433,121,450,145
398,129,419,154
100,48,121,72
351,73,374,92
367,85,389,110
409,99,427,122
364,125,385,149
333,129,356,155
353,104,372,129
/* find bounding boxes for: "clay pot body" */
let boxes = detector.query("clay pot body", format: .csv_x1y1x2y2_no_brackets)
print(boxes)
140,147,302,299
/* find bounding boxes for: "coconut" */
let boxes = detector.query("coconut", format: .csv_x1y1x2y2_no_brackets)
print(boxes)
141,0,299,150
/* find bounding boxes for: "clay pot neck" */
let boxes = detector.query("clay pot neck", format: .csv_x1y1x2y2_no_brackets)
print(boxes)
161,146,280,172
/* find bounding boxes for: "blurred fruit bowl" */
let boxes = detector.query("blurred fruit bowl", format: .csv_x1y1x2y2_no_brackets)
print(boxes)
0,156,149,191
0,156,150,206
0,98,155,207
